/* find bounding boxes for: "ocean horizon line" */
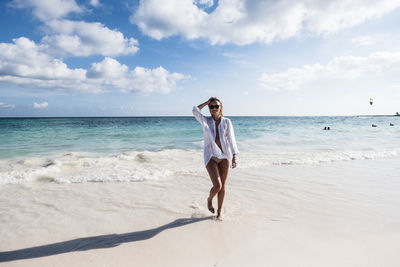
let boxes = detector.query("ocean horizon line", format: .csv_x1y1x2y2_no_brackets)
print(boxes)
1,114,399,119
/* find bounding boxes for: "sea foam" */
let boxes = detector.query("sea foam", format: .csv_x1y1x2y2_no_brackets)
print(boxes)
0,150,202,184
1,146,399,184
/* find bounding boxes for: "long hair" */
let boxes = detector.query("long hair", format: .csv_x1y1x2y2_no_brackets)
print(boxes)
208,97,223,117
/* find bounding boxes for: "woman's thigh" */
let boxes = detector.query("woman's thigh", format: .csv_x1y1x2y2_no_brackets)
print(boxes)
206,159,221,187
217,159,230,186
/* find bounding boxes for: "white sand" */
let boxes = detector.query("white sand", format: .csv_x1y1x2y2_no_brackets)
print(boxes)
1,158,400,266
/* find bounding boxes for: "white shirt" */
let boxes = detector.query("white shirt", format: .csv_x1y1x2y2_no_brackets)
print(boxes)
192,106,239,166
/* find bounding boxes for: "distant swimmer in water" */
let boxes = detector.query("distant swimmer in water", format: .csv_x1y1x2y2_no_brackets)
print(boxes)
390,123,394,126
372,124,377,127
192,97,239,220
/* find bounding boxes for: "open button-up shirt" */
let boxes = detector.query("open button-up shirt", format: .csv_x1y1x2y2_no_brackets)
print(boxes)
192,106,239,166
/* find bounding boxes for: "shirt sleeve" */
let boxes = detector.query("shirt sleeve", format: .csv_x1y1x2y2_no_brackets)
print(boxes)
192,106,208,126
227,119,239,155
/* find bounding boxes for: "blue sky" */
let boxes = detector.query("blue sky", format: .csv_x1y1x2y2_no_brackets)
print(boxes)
1,0,400,116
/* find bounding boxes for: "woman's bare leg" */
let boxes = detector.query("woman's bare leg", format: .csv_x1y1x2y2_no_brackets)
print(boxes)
206,160,222,214
216,159,229,219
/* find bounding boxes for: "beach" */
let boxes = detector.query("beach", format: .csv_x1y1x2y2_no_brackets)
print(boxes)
1,158,400,266
1,116,400,266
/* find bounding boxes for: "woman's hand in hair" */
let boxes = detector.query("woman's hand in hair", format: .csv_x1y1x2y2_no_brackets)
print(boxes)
198,99,212,110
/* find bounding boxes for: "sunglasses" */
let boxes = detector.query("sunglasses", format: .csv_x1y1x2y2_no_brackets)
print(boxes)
209,105,220,109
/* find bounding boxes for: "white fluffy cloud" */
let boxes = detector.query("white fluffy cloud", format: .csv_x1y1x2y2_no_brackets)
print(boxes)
0,37,87,89
0,38,186,94
127,66,186,94
10,0,82,20
10,0,139,58
41,20,139,57
90,0,100,7
87,57,186,94
259,51,400,91
0,102,15,108
87,57,128,79
33,101,48,109
131,0,400,45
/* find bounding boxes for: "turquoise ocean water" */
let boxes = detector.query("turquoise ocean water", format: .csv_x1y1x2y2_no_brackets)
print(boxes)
1,116,399,183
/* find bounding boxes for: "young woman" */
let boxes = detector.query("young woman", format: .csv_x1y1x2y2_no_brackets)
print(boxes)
192,97,239,219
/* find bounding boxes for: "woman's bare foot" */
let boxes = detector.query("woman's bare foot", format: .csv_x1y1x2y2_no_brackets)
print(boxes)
216,210,223,220
207,197,215,214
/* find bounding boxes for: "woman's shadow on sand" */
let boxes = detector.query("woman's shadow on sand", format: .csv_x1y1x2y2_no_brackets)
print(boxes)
0,216,212,262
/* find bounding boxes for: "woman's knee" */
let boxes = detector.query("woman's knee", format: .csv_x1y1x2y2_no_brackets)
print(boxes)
219,185,225,193
213,182,222,192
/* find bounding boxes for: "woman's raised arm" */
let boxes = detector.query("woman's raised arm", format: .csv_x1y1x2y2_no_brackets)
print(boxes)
197,98,213,110
193,98,213,124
